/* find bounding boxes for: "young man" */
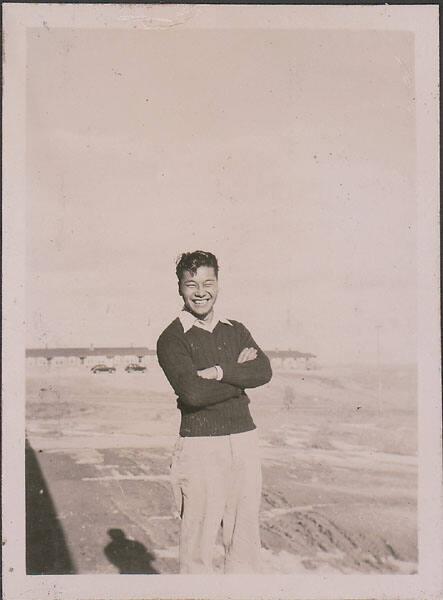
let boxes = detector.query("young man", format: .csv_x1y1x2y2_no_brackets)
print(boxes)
157,250,272,574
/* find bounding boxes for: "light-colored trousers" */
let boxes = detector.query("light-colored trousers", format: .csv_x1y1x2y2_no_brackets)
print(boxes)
170,429,262,574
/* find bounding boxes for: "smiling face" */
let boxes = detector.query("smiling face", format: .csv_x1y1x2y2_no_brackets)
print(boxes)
178,266,219,320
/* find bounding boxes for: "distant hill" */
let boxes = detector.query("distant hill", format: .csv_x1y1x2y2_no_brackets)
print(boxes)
26,347,316,360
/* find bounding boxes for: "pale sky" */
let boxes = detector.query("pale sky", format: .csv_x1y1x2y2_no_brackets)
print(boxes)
26,27,416,364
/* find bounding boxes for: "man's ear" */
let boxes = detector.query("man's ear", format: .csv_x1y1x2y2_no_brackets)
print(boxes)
177,281,183,297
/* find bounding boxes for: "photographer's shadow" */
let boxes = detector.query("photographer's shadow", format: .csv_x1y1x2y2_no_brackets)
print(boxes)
104,528,159,574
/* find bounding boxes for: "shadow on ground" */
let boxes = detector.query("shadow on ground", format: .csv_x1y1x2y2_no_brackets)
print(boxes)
26,439,76,574
104,528,159,574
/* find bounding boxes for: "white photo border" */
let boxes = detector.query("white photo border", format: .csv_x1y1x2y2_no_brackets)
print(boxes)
2,4,441,600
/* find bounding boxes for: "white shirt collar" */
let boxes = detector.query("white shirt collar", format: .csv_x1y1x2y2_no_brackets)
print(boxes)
178,309,232,333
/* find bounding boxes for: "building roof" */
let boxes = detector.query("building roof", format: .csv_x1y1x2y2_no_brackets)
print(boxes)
266,350,316,359
26,347,156,358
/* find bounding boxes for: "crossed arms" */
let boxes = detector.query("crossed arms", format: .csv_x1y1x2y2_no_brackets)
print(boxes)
197,347,258,380
156,325,272,409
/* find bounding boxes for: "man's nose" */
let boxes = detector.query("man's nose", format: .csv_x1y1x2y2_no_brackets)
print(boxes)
194,286,205,296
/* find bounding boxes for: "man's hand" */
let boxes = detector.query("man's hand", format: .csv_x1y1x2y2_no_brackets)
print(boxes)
197,366,219,380
237,347,258,364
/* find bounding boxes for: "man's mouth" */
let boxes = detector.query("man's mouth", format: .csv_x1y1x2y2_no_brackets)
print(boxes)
193,298,210,305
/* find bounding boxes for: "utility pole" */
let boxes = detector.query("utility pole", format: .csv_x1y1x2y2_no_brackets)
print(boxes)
375,324,382,414
286,307,291,327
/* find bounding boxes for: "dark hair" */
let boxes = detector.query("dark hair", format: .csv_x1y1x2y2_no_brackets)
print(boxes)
176,251,219,281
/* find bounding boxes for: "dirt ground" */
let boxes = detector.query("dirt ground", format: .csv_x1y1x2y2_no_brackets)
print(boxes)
26,362,417,575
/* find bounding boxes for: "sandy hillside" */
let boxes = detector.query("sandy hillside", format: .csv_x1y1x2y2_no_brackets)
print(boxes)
26,362,417,575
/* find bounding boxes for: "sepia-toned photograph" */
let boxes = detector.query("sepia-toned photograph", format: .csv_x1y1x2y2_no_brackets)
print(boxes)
2,4,441,600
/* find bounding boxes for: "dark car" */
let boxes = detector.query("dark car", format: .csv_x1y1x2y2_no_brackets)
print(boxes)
91,364,116,374
125,363,147,373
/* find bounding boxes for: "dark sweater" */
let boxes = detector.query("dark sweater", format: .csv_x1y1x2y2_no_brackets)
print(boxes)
157,318,273,437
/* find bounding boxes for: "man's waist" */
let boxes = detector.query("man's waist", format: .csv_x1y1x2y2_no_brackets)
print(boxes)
177,392,249,412
178,396,255,437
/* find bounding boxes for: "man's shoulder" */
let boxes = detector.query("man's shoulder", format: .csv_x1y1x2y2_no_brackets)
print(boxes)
157,318,184,344
221,319,257,341
222,318,246,330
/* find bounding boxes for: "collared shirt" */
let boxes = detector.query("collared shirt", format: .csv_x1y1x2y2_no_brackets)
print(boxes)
178,309,233,334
